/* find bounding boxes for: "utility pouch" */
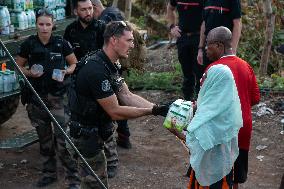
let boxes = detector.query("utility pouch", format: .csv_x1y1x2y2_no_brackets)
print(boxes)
68,121,98,139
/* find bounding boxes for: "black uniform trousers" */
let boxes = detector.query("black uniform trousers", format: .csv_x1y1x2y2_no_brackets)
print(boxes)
176,33,204,100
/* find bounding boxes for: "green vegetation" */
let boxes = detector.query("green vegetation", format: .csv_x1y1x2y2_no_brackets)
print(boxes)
258,74,284,90
128,0,284,92
126,63,182,92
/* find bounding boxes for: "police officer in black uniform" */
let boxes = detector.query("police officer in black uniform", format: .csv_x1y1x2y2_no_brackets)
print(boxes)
197,0,242,66
166,0,204,100
64,0,105,61
68,21,169,189
93,0,132,153
64,0,121,179
16,8,80,188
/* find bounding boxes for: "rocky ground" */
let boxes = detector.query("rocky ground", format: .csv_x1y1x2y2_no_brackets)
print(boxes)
0,46,283,189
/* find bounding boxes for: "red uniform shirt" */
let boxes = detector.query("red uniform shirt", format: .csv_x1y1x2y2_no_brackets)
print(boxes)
206,55,260,150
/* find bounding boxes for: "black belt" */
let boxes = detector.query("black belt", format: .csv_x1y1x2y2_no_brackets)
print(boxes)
182,31,200,36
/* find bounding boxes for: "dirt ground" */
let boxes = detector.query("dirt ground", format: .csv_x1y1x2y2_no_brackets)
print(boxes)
0,46,283,189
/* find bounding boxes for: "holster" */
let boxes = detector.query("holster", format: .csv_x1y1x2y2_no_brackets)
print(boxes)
68,120,103,157
68,121,98,139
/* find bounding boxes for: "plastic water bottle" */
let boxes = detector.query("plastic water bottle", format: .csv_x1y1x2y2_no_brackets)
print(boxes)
3,6,10,25
26,10,32,28
62,7,65,19
0,72,4,93
30,9,35,27
0,6,9,35
21,0,26,11
22,11,28,29
3,71,12,92
31,64,43,75
0,7,6,29
52,9,57,21
52,69,65,82
16,11,25,30
9,71,17,90
56,8,61,20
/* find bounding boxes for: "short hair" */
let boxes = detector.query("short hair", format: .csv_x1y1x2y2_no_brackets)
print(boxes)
207,26,232,48
91,0,103,7
36,8,54,22
73,0,91,8
103,21,132,43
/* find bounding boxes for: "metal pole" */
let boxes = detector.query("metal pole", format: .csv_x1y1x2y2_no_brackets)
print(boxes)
0,40,107,189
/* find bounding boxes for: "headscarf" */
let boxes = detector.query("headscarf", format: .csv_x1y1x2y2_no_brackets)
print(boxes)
186,64,243,186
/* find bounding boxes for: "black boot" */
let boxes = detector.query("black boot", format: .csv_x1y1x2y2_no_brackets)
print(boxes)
117,133,132,149
107,166,118,178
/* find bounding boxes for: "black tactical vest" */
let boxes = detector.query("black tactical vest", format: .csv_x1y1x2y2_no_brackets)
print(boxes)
68,51,124,125
27,35,66,96
68,20,105,60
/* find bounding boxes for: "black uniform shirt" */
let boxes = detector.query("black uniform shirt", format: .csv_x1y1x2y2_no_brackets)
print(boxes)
18,35,73,60
203,0,241,35
18,35,73,75
18,35,73,95
64,20,105,61
76,50,119,100
170,0,204,33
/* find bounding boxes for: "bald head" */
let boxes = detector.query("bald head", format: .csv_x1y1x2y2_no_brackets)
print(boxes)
207,26,232,48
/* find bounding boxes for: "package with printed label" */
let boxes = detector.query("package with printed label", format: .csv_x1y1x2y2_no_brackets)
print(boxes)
163,99,194,132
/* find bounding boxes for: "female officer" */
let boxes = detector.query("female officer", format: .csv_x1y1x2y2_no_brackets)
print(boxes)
16,8,80,188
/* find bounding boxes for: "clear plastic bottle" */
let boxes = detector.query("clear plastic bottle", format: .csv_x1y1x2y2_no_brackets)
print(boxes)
9,71,17,91
3,6,10,25
56,8,61,20
0,71,4,93
52,9,57,21
22,11,28,29
16,11,25,30
30,9,35,27
3,71,12,92
0,7,6,31
62,7,65,19
26,10,32,28
21,0,26,11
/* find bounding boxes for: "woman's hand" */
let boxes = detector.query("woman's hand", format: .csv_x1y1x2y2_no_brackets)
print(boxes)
29,69,44,78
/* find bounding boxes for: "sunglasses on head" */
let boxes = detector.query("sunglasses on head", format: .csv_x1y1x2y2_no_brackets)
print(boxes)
36,8,53,18
109,21,128,36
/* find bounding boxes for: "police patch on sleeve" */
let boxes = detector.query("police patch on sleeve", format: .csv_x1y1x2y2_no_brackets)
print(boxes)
102,80,111,92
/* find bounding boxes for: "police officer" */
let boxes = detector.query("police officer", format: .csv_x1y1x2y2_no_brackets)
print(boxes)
197,0,242,66
68,21,169,189
93,0,132,152
166,0,204,100
64,0,105,61
64,0,120,179
16,8,80,188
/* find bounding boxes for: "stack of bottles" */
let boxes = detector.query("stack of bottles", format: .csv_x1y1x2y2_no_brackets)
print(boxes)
0,0,67,35
0,63,19,93
33,0,66,21
163,99,194,132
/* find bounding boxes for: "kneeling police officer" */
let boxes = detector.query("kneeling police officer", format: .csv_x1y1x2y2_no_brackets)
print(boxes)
68,21,168,189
